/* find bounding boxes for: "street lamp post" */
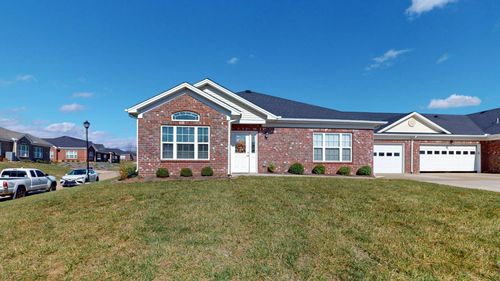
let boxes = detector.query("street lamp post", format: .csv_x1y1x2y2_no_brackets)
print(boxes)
83,120,90,177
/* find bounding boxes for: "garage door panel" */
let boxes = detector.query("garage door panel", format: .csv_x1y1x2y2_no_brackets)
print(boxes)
374,144,403,174
420,145,477,172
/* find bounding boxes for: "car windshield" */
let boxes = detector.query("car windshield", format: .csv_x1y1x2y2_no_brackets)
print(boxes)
68,169,87,175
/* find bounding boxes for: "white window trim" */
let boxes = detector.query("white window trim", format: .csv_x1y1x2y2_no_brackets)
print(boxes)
171,111,200,122
313,133,352,163
19,144,29,158
66,150,78,159
160,125,210,160
34,147,43,159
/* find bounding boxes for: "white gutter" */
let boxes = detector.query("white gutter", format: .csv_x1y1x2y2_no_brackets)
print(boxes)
276,118,387,125
375,133,489,140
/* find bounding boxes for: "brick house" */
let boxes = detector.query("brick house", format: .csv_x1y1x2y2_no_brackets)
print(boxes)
45,136,122,163
0,127,52,162
126,79,500,177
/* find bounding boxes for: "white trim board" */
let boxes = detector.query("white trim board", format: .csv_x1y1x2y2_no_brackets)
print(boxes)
126,82,241,117
377,112,451,134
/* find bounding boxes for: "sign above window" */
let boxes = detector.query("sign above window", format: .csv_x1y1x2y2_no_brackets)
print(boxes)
172,111,200,121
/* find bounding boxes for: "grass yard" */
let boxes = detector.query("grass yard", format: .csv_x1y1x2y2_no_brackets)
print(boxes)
0,177,498,280
0,161,70,179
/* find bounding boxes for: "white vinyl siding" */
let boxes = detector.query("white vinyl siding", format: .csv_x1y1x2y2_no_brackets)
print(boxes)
313,133,352,162
161,126,210,160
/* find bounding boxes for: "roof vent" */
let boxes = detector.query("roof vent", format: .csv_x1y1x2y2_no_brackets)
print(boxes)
497,117,499,125
434,115,439,118
244,90,252,93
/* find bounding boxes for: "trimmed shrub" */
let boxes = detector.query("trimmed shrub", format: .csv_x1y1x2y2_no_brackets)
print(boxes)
201,166,214,176
312,164,326,175
356,166,372,176
268,163,276,173
156,168,170,178
337,166,351,176
288,163,304,175
119,162,137,180
180,168,193,177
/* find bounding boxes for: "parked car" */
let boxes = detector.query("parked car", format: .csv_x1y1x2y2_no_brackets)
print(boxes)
60,169,99,187
0,168,57,199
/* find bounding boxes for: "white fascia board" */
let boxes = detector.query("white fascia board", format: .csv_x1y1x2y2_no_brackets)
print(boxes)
375,133,488,141
486,134,500,140
194,79,280,119
125,82,241,116
265,118,387,129
378,112,451,134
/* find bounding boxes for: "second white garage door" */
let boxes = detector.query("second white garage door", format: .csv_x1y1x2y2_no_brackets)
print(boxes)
419,145,478,172
374,144,404,174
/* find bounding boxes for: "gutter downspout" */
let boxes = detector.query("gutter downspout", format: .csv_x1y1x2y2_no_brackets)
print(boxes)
227,118,236,177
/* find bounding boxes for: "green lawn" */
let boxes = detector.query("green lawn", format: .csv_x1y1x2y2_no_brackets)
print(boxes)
0,177,498,280
0,161,70,179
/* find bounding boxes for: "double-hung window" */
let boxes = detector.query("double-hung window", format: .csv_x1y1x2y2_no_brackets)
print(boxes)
34,147,43,159
19,144,29,158
161,126,210,160
313,133,352,162
66,150,78,159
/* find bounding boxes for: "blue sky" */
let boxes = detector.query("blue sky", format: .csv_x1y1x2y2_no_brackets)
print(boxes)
1,0,499,148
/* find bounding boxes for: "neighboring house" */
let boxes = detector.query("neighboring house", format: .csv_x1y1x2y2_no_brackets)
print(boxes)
0,127,52,162
44,136,90,162
88,144,120,163
118,150,135,161
126,79,500,177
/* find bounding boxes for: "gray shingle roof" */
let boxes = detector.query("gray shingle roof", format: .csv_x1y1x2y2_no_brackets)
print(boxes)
468,108,500,134
236,90,499,135
44,136,89,148
0,127,52,147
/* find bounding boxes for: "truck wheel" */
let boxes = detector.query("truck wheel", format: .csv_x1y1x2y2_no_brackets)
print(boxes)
96,177,99,182
13,186,26,199
49,182,57,191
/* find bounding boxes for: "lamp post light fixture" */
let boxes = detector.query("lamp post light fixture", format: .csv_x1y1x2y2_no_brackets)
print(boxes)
83,120,90,177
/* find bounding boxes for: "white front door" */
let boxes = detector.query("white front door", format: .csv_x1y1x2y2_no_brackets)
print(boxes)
374,144,404,174
419,145,478,172
231,132,258,173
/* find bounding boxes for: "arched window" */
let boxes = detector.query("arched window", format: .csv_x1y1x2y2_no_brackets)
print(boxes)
172,111,200,121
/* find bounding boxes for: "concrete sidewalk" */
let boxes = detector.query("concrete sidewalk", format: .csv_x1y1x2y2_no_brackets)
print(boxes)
378,173,500,192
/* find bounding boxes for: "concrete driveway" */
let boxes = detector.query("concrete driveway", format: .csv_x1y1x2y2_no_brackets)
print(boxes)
379,173,500,192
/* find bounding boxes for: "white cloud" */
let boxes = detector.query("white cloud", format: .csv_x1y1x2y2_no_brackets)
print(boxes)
406,0,457,16
227,57,239,64
365,49,412,71
0,74,36,86
428,94,481,109
72,92,94,98
45,122,78,133
59,103,85,112
436,53,451,64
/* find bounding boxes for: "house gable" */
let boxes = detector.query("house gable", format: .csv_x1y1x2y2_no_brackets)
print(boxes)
126,82,241,118
378,112,451,134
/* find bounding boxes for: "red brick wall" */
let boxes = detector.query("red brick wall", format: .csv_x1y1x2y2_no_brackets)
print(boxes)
233,125,374,175
138,93,229,177
481,140,500,173
375,139,481,173
51,148,87,162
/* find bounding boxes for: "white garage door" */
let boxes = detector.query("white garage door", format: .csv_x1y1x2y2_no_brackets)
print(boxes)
374,144,404,174
419,145,478,172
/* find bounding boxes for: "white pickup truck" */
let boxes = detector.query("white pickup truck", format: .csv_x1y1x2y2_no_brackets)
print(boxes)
0,168,57,199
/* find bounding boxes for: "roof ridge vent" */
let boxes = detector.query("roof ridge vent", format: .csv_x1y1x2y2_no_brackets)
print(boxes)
244,90,252,93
